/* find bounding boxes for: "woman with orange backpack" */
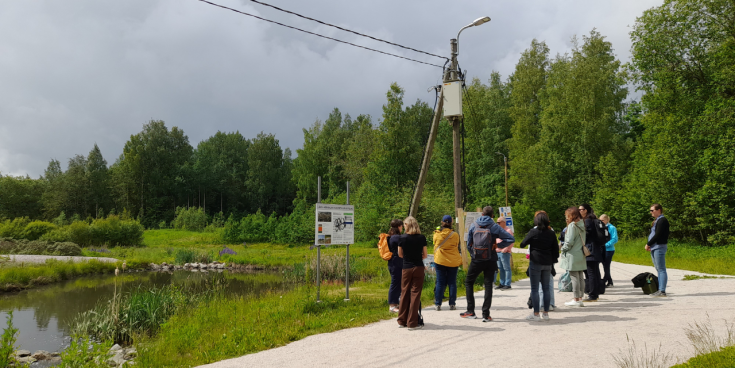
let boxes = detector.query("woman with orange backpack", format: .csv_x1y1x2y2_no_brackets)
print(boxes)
386,219,403,313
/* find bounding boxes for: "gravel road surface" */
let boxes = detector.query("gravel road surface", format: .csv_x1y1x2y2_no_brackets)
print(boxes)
199,260,735,368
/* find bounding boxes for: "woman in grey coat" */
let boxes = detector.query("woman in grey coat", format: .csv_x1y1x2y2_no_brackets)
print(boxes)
560,207,587,307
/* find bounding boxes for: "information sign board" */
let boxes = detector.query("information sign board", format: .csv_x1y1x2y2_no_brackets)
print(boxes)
315,204,355,245
462,212,482,241
499,206,514,233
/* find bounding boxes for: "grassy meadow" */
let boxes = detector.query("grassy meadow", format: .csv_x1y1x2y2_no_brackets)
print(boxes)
612,238,735,276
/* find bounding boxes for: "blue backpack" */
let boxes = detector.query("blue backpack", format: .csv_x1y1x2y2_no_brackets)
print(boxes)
471,222,496,260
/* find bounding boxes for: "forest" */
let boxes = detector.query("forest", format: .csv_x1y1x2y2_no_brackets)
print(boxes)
1,0,733,245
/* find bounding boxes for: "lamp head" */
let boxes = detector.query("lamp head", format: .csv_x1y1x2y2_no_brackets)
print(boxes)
472,17,491,26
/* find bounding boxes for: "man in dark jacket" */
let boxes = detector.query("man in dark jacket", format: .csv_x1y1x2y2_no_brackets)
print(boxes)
460,206,515,322
579,204,604,302
646,203,670,297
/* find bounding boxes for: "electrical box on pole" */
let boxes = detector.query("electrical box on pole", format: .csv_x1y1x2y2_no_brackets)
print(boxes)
442,81,463,117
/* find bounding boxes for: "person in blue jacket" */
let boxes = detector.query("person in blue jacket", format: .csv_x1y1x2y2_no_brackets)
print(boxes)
460,206,515,322
599,214,618,287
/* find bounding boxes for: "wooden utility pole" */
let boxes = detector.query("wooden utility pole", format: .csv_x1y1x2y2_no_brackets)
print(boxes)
409,89,444,217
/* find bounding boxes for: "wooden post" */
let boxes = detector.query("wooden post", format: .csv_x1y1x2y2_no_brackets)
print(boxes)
456,208,469,269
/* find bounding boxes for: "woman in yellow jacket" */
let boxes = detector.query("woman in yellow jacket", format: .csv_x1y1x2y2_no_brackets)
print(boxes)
433,215,462,311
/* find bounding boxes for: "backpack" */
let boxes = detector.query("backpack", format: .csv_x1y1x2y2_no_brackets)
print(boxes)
558,271,573,292
471,222,496,260
632,272,659,295
593,219,610,246
377,233,393,261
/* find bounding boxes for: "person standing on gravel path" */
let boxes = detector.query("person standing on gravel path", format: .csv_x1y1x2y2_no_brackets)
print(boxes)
432,215,461,311
460,206,515,322
387,219,404,313
494,216,514,291
519,211,558,321
560,207,587,307
646,204,669,297
397,216,428,330
579,204,603,302
599,214,618,287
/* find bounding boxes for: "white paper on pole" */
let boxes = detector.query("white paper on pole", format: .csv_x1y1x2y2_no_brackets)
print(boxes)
315,203,355,245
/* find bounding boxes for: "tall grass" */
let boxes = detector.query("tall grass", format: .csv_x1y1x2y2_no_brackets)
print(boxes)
614,238,735,275
71,279,223,344
0,259,118,292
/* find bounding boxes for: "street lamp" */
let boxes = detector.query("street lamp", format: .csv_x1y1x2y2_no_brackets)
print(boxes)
496,152,508,207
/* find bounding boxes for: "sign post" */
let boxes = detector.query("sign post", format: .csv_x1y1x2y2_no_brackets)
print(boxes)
315,202,354,301
499,206,514,269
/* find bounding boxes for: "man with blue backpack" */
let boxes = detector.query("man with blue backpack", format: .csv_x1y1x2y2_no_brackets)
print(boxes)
460,206,516,322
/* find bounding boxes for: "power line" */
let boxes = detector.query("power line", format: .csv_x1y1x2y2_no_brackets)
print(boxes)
196,0,444,68
244,0,448,61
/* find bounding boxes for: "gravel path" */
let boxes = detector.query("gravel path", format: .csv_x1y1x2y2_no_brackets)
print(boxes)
199,260,735,368
1,254,119,264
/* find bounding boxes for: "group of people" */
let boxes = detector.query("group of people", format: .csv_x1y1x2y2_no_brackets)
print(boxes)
385,203,670,329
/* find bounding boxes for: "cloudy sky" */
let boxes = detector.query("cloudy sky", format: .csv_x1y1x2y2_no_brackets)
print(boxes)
0,0,662,178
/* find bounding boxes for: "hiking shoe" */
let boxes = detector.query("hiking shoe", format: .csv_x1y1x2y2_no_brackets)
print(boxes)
408,325,424,331
651,291,667,297
482,316,493,322
494,285,504,290
449,305,457,310
460,311,478,319
541,313,550,321
435,305,441,311
525,314,541,321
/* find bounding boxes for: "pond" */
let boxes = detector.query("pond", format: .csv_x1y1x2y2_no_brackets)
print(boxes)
0,270,287,356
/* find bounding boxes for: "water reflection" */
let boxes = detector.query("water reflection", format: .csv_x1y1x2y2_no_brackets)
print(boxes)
0,271,286,353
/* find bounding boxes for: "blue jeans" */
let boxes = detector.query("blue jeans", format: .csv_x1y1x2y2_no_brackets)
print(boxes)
651,246,668,292
434,263,458,306
495,252,512,287
529,261,552,313
538,270,555,306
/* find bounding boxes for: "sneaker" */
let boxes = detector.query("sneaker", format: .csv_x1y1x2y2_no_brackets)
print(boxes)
651,291,667,297
582,298,598,302
494,285,503,290
408,325,424,331
398,324,407,328
389,306,399,313
525,313,542,321
541,313,550,321
460,311,478,319
435,305,441,311
449,305,457,310
548,305,555,311
482,316,493,322
502,285,512,290
564,300,582,307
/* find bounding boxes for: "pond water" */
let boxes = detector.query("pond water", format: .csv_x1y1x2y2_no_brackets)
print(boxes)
0,270,287,355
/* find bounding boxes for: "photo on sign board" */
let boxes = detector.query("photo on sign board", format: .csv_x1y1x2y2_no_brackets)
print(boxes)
325,235,332,245
317,235,326,244
318,212,332,222
334,217,352,231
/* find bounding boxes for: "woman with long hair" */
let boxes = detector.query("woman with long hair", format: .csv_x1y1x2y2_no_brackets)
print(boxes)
561,207,587,307
387,219,403,313
397,216,427,330
433,215,461,311
520,211,558,321
579,203,603,302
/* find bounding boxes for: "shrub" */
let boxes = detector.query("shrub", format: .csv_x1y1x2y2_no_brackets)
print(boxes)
22,221,57,240
171,207,207,231
67,220,92,245
39,227,72,242
52,211,68,227
0,217,30,239
0,312,26,368
0,238,82,256
174,249,198,265
88,215,144,246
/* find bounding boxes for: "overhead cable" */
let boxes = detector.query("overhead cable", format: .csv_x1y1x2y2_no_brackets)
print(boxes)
196,0,444,68
245,0,448,61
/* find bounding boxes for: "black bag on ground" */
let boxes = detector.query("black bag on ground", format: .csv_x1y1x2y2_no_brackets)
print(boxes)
632,272,659,294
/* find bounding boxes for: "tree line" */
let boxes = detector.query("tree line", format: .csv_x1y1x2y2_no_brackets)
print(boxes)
1,0,732,245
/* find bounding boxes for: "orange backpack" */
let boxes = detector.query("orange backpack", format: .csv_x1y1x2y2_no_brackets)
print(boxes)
377,233,393,261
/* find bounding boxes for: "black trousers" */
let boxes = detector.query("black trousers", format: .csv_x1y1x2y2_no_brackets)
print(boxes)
464,259,497,318
584,260,603,299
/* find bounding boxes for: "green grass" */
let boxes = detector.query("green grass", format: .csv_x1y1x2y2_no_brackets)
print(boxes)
672,345,735,367
613,238,735,276
0,259,120,292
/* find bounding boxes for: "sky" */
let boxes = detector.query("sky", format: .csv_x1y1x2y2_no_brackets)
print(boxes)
0,0,663,178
